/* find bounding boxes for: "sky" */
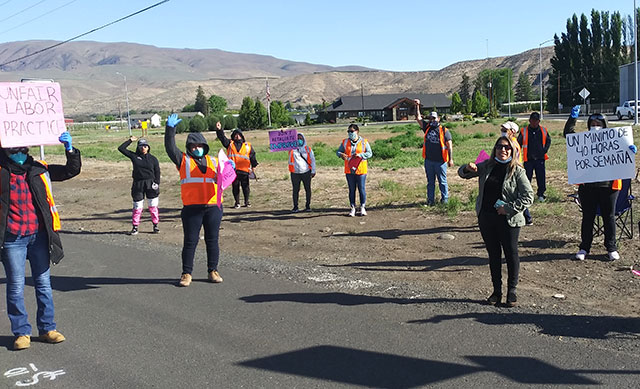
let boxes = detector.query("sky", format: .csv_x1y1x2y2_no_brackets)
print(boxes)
0,0,636,71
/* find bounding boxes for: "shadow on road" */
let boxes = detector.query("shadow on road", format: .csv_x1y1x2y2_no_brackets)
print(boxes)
240,291,479,306
0,276,179,292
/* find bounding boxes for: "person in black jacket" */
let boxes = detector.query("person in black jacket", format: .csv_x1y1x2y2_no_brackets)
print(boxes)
216,123,258,208
118,137,161,235
0,131,81,350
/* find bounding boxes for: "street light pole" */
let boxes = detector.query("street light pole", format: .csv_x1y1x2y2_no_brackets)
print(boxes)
116,72,131,136
539,39,553,119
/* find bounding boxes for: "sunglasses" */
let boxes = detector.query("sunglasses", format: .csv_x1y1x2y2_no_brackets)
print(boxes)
495,144,512,151
7,147,29,154
347,130,357,133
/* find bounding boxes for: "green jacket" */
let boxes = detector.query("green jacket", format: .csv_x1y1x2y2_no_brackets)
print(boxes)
458,161,534,227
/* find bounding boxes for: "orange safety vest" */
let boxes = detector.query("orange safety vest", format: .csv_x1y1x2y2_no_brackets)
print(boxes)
178,153,219,206
0,163,60,231
511,136,523,163
342,138,368,175
289,146,312,172
227,142,252,172
422,125,450,162
612,179,622,190
521,125,549,162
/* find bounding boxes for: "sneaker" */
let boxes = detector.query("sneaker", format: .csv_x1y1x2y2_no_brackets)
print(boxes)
243,202,251,208
178,273,192,287
208,270,223,283
575,249,587,261
304,206,311,212
39,330,65,344
349,206,356,217
537,196,546,202
525,220,533,226
291,207,299,213
13,335,30,350
486,292,501,306
233,203,241,209
152,224,159,234
360,205,367,216
505,291,518,307
608,251,620,261
128,226,138,235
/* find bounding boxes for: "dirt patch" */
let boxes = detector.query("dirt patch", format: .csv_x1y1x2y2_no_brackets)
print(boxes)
50,150,640,318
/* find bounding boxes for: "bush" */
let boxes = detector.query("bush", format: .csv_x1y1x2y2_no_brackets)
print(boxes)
175,118,190,134
222,115,237,130
189,116,207,132
371,141,401,160
206,115,221,131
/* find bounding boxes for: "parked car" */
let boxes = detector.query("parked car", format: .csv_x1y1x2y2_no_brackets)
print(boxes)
615,100,639,119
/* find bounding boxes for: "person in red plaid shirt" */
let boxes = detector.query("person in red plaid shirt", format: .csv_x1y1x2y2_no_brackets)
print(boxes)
0,131,81,351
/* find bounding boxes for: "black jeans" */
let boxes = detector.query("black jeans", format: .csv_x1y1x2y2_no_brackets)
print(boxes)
180,205,223,275
524,159,546,197
291,171,312,209
578,185,619,252
233,172,250,205
478,210,521,293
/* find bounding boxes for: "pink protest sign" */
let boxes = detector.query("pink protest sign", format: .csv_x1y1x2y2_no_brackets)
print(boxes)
475,149,490,164
269,129,298,152
0,82,67,147
216,149,237,208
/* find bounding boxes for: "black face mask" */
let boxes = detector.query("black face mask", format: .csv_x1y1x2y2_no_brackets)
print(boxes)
234,139,243,148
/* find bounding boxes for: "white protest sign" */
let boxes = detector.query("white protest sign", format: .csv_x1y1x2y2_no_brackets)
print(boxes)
0,82,67,148
566,126,636,185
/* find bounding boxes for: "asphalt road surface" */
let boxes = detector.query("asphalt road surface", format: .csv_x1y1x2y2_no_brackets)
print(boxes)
0,234,638,388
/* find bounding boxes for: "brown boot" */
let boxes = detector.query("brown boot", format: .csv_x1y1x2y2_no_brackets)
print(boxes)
13,335,30,350
178,273,192,287
208,270,223,283
39,330,65,343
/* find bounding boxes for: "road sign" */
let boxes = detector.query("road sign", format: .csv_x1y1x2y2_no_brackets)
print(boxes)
579,88,590,100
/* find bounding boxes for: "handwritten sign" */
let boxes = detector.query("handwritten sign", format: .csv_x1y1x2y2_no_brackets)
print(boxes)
269,129,298,152
566,126,636,185
0,82,67,147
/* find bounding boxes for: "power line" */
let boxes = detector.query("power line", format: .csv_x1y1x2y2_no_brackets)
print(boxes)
0,0,48,23
0,0,170,68
0,0,78,36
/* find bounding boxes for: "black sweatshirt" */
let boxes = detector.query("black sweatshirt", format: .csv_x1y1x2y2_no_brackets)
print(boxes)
118,140,161,183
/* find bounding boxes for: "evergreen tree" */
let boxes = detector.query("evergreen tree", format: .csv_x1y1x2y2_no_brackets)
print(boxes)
450,92,463,113
269,101,293,128
253,97,268,129
515,73,534,101
222,115,237,130
208,95,227,116
238,97,255,130
194,86,209,116
189,115,207,132
459,73,472,104
304,113,312,126
471,90,489,116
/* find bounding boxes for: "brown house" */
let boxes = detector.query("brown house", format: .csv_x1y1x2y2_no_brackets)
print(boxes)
323,93,451,122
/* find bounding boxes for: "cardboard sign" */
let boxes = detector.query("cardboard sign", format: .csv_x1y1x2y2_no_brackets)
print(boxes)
269,129,298,152
216,149,237,208
566,126,636,185
0,82,67,147
475,149,490,164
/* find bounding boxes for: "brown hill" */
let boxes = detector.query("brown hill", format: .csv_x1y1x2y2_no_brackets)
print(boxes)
0,40,554,115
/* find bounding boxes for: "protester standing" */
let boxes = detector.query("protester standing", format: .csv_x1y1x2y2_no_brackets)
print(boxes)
336,124,372,216
1,132,81,350
165,114,224,287
517,112,550,225
288,132,316,212
563,106,636,261
118,136,161,235
500,121,522,163
216,123,258,208
414,100,453,205
458,136,534,307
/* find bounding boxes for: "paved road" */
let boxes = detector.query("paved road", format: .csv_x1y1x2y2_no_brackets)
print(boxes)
0,234,638,388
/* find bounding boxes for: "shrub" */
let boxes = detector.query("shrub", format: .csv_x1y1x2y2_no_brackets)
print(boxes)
189,116,207,132
371,141,401,160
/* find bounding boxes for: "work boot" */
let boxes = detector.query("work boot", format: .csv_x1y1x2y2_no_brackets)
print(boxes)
208,270,223,283
505,290,518,307
39,330,65,343
486,292,501,306
13,335,30,350
178,273,192,287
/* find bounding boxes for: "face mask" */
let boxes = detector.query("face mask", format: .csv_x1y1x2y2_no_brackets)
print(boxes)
589,126,602,131
297,139,304,147
9,152,27,165
501,131,508,137
348,131,358,141
495,156,512,164
192,147,204,157
430,121,439,128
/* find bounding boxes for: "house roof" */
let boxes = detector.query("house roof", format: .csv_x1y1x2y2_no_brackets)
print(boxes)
325,93,450,112
129,113,160,120
177,112,205,118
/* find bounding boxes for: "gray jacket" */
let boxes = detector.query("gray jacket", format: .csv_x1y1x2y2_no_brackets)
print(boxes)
458,161,534,227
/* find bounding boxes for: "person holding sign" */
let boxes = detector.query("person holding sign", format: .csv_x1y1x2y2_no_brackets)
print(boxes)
563,106,636,261
0,131,81,350
216,123,258,208
337,124,372,217
288,133,316,212
164,114,224,287
458,136,534,307
118,137,161,235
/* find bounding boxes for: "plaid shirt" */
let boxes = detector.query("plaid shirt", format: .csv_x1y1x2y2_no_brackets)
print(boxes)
7,172,39,236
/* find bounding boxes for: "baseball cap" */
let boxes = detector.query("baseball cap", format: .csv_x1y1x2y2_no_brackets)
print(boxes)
501,121,519,134
429,112,438,120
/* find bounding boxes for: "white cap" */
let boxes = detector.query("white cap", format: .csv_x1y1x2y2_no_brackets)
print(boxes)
501,121,519,134
429,112,438,120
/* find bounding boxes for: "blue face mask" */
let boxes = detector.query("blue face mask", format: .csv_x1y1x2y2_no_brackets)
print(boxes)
192,147,204,157
430,121,439,128
9,152,27,165
348,131,358,141
495,156,512,164
298,139,304,147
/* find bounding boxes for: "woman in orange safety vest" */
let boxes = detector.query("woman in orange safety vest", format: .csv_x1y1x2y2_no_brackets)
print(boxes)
336,124,372,217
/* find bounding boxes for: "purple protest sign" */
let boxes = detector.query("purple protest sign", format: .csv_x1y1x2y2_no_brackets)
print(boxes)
0,82,67,148
475,149,490,164
269,129,298,152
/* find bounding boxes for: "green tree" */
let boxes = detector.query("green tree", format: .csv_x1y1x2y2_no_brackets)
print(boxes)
182,104,195,112
450,92,463,113
194,86,208,116
304,113,312,126
253,97,268,129
222,115,237,130
175,117,190,134
208,94,227,116
206,115,221,131
459,72,472,104
238,97,255,130
515,72,534,101
189,115,207,132
269,100,293,127
471,90,489,116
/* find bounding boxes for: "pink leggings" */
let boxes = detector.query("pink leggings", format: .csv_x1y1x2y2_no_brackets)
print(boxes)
132,198,159,226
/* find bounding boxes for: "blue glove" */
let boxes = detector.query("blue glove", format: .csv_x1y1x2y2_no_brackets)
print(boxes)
227,159,236,170
166,113,182,128
571,105,581,119
630,144,637,154
58,131,73,151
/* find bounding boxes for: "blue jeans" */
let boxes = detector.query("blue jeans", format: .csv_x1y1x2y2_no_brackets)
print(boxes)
424,159,449,204
345,174,366,206
1,231,56,336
